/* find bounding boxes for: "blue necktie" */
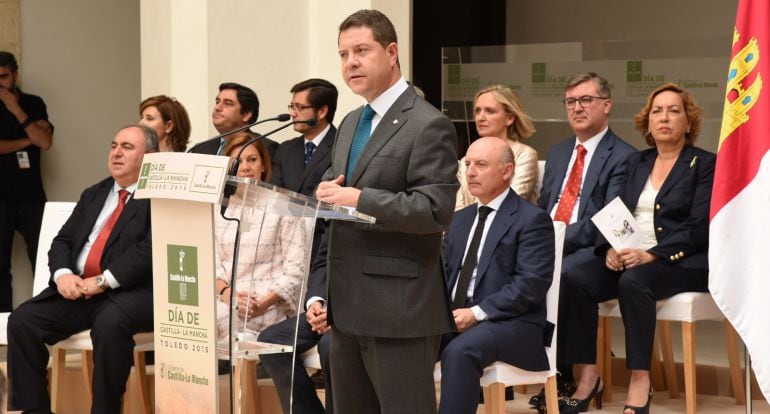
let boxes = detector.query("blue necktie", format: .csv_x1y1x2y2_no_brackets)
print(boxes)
304,141,316,167
216,138,226,156
346,105,376,181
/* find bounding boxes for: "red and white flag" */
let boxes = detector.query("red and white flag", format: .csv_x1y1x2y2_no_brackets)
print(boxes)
710,0,770,402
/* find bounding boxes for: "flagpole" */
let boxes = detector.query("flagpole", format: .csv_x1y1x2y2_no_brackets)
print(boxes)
746,348,753,414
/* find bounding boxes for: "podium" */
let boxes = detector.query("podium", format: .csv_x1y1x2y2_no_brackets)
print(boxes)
135,152,374,413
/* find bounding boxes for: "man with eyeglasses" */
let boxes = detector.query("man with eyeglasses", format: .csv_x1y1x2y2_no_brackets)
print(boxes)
271,78,338,200
534,72,636,407
260,78,338,414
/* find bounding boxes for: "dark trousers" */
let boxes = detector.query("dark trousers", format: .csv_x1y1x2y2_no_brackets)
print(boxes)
0,201,44,312
259,313,332,414
438,318,546,414
330,327,440,414
7,291,153,414
557,257,707,370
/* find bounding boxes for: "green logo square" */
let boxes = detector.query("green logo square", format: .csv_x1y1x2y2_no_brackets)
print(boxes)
167,244,199,306
532,63,546,83
448,64,461,84
627,61,643,82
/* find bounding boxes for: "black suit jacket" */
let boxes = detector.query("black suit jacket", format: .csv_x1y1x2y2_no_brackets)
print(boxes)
443,191,554,326
40,177,153,312
189,134,279,160
270,125,336,197
598,145,715,270
539,129,637,255
442,191,554,370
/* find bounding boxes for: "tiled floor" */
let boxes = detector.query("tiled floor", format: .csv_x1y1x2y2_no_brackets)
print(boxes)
478,389,770,413
2,319,770,413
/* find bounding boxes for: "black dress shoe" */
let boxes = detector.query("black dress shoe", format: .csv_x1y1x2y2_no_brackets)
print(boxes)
623,387,653,414
528,377,576,407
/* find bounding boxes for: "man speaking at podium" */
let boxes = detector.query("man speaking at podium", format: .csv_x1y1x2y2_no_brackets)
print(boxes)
316,9,458,413
7,124,158,414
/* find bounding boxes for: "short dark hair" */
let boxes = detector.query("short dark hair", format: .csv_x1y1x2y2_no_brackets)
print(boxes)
565,72,612,98
290,78,339,123
219,82,259,123
339,9,397,49
0,51,19,72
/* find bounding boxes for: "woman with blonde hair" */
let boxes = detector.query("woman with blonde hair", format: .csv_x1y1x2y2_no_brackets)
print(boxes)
456,84,539,208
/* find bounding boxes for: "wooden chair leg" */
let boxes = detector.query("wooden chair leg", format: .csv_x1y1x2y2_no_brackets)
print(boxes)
133,351,152,414
724,320,746,405
482,383,505,414
82,350,94,399
545,375,559,414
597,316,613,402
659,320,679,398
682,321,697,414
234,360,261,414
50,347,66,413
650,326,666,391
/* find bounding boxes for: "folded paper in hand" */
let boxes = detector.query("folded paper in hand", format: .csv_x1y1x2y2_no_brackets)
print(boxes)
591,196,644,250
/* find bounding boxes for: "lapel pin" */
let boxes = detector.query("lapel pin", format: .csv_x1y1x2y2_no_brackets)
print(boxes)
393,119,399,125
690,156,698,168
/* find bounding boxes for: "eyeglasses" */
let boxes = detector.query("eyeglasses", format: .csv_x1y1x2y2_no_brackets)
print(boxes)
562,95,609,109
287,103,314,112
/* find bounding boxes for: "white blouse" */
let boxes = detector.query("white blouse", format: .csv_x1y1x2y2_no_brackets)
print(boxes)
633,177,660,251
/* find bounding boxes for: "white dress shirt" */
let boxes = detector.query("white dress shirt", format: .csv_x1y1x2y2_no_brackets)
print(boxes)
550,127,608,224
451,188,510,321
53,182,137,288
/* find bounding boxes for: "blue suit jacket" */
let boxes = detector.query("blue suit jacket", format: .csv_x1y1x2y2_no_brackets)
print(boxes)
597,145,715,270
443,191,555,326
539,129,636,255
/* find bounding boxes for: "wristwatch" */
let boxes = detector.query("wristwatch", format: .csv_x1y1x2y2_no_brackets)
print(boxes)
95,275,109,290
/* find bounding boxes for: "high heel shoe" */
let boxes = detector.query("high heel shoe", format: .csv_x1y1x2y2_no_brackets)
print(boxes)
537,376,603,413
623,386,653,414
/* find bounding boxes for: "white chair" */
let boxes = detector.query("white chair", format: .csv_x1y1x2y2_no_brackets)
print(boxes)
28,201,154,414
434,221,566,414
598,292,745,414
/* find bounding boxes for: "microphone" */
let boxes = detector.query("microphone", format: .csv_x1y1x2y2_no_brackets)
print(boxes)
187,113,291,153
228,118,316,177
220,118,317,210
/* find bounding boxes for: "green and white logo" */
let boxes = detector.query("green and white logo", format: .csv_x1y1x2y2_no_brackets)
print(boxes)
167,244,199,306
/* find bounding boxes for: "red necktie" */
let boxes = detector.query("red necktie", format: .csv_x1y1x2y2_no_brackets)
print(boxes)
554,144,587,223
82,189,129,278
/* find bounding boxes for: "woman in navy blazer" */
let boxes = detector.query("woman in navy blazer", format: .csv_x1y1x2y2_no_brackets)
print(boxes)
555,84,715,414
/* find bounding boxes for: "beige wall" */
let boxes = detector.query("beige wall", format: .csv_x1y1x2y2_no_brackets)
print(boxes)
0,0,20,56
11,0,141,306
140,0,412,145
10,0,412,307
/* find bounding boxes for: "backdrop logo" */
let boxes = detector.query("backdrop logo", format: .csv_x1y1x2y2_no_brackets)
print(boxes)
721,28,763,147
167,244,199,306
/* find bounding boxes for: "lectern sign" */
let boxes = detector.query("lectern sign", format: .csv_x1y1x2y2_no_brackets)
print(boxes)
135,152,229,204
138,152,227,413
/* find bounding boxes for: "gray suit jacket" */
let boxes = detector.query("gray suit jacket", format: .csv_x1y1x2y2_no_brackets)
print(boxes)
538,128,636,255
324,86,459,338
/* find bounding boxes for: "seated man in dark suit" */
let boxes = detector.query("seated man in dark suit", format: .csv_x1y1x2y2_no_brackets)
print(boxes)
271,78,338,260
537,72,636,400
439,137,555,414
189,82,278,158
7,124,158,414
259,230,333,414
